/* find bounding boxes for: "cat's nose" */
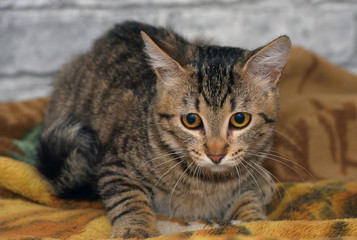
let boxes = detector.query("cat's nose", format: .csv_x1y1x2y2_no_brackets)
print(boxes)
208,155,225,164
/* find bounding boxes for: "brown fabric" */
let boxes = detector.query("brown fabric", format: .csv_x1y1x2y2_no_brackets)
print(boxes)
266,47,357,182
0,97,47,139
0,136,23,157
0,47,356,182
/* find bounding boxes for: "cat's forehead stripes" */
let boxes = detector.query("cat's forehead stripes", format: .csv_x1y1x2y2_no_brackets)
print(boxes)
182,95,201,112
193,46,245,108
230,98,236,112
195,98,200,112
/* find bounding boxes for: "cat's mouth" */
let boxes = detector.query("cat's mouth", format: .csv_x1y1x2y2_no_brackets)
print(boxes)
186,152,249,181
189,149,247,174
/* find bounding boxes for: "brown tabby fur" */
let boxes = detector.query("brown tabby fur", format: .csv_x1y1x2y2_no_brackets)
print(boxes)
37,21,291,238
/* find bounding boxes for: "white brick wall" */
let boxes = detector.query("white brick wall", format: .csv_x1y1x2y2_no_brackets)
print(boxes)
1,0,357,101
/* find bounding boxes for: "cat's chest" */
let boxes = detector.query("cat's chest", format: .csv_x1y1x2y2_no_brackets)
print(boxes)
152,180,240,220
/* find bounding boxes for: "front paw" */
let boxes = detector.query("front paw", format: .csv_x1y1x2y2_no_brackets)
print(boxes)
237,211,267,222
111,225,160,239
224,190,269,222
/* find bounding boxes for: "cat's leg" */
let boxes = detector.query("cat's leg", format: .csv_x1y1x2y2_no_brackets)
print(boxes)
96,151,159,239
224,170,275,221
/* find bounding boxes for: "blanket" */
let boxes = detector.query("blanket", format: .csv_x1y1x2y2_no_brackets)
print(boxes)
0,46,357,239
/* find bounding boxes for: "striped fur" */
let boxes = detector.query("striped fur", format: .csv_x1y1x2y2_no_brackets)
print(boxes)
37,21,291,238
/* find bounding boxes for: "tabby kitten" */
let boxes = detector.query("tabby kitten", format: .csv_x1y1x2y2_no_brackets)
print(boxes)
37,21,291,239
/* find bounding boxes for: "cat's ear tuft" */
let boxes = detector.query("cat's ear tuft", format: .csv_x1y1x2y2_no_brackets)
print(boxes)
243,35,292,88
141,31,185,86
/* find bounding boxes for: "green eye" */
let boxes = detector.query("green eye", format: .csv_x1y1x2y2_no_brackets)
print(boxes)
181,113,202,129
230,112,251,129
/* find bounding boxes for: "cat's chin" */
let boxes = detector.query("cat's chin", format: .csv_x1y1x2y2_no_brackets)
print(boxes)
206,165,231,173
195,161,236,174
198,165,239,181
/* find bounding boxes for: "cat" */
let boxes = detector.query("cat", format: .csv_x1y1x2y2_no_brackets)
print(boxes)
37,21,291,239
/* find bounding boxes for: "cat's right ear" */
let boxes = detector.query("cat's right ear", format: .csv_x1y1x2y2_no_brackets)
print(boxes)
243,36,292,89
141,31,186,87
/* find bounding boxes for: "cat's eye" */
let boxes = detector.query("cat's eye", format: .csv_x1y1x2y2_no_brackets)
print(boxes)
181,113,202,129
230,112,251,129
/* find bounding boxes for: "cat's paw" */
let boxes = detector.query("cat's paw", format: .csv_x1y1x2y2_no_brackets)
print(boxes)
237,211,268,222
224,200,268,222
111,225,160,239
224,189,270,222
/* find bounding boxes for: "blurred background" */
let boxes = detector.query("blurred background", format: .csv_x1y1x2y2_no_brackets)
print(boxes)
1,0,356,102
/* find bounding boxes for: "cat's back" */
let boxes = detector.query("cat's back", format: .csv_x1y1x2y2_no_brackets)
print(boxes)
45,21,188,126
85,21,187,90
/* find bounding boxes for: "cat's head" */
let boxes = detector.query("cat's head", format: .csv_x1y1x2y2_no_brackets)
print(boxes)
142,31,291,175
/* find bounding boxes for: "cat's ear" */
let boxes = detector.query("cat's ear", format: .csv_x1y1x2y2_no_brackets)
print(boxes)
141,31,186,87
243,36,291,89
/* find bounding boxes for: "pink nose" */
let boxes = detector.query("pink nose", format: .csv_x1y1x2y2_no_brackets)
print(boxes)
208,155,225,164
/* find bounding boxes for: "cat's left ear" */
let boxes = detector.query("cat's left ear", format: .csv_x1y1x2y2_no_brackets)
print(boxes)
141,31,186,87
243,36,292,88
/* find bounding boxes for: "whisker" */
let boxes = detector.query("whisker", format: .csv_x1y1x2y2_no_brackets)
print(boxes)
135,150,185,170
269,149,289,158
263,151,316,181
254,151,316,181
252,161,293,212
152,155,185,171
267,127,302,152
197,166,203,188
257,165,280,204
227,167,235,178
234,165,242,197
240,160,267,212
247,161,281,204
151,159,185,195
169,161,194,217
191,164,200,189
247,152,307,182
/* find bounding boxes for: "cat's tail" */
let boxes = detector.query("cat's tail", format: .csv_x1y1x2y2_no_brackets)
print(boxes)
37,116,100,200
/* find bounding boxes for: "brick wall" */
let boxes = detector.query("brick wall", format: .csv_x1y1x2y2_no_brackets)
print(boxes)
1,0,356,101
